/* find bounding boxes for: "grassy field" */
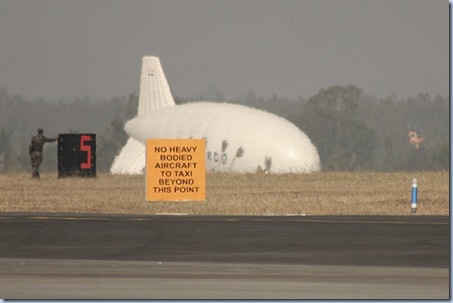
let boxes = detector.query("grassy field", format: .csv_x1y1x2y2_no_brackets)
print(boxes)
0,171,449,216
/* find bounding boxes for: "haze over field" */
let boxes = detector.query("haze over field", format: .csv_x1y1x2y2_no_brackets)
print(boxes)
0,0,448,101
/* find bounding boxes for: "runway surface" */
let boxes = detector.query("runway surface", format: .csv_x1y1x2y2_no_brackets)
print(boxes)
0,213,449,299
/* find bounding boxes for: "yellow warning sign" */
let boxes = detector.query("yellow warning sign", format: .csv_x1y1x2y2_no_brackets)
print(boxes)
145,139,206,201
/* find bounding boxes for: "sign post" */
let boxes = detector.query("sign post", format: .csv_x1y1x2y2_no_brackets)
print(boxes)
145,139,206,201
58,133,96,178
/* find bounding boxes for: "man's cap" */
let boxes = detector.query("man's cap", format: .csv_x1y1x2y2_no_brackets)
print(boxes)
37,128,43,134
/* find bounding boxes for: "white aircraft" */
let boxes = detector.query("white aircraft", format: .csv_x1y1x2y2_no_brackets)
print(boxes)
111,56,321,174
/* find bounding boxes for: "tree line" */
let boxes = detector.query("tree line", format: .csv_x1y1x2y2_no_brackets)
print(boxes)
0,85,448,173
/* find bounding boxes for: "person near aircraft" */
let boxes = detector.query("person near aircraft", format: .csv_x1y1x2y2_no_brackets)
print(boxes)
29,128,57,178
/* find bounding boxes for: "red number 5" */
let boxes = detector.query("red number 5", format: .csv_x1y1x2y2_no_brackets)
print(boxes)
80,135,92,169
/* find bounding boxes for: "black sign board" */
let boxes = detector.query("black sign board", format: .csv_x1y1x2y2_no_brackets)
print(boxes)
58,134,96,178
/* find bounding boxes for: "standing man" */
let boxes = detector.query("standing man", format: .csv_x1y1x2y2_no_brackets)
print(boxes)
29,128,57,179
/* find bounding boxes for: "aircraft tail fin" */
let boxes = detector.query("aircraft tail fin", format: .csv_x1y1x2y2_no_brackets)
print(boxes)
137,56,175,116
110,56,174,175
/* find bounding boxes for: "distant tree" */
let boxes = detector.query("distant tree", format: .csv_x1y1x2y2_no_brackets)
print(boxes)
95,92,139,172
14,142,31,172
199,85,225,101
126,92,139,119
0,85,448,173
0,127,12,172
405,145,431,171
430,143,449,171
359,93,449,172
246,90,257,103
307,85,361,114
299,85,376,171
97,117,129,172
97,133,118,172
382,136,395,171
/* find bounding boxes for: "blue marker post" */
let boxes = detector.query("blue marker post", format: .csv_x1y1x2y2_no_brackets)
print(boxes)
411,178,418,215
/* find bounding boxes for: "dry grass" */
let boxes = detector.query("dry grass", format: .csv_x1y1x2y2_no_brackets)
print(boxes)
0,171,449,216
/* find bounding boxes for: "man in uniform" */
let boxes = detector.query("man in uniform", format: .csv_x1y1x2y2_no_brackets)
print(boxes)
29,128,57,178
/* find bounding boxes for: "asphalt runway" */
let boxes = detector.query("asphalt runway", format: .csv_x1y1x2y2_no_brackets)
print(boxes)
0,213,449,299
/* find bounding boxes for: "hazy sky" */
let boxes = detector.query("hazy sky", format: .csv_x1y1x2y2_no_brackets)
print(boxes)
0,0,448,101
